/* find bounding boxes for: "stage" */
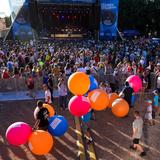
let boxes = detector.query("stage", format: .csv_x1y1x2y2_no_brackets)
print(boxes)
7,0,119,40
29,1,100,39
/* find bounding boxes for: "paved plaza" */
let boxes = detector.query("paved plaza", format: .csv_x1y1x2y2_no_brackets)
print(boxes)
0,92,160,160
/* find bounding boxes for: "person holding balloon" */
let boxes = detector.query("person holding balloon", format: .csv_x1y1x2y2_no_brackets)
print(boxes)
119,81,134,108
33,100,49,131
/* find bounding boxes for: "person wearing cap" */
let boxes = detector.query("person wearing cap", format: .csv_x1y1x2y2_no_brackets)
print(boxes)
153,90,159,116
33,100,49,131
144,99,154,125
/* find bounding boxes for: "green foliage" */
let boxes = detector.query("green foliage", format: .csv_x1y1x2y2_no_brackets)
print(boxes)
5,16,12,28
118,0,160,35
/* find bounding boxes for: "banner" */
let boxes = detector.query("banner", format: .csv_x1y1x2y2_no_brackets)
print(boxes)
9,0,33,40
99,0,119,40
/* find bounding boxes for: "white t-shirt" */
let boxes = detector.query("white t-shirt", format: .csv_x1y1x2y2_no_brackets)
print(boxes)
65,68,71,75
58,84,67,96
157,76,160,88
45,89,52,104
77,67,86,73
34,107,40,120
145,105,152,120
133,118,143,139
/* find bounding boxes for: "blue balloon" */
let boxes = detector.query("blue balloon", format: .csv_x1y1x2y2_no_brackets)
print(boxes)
89,75,98,91
48,115,68,137
81,111,91,123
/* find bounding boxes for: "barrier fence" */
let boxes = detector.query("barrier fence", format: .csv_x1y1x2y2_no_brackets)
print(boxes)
0,73,157,93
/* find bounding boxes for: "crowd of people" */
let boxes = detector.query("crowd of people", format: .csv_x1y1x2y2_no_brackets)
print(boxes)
0,37,160,107
0,37,160,157
0,37,160,90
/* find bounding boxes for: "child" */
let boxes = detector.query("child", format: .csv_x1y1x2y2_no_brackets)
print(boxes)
144,100,154,125
153,90,159,115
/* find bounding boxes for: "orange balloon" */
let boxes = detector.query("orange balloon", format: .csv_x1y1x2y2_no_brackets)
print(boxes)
108,93,119,108
112,98,129,118
88,89,109,111
68,72,90,95
43,104,55,117
28,130,54,155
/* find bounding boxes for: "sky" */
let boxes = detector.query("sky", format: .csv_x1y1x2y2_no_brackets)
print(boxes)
0,0,10,17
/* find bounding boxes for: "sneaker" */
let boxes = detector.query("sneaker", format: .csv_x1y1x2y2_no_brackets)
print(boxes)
140,151,146,157
129,145,136,150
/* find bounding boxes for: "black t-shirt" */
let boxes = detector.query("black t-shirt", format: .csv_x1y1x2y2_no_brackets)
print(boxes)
123,86,133,103
37,108,49,127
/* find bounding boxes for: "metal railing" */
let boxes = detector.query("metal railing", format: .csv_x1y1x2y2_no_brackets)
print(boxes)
0,72,157,92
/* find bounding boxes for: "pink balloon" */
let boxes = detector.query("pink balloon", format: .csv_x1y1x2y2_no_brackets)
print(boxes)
68,96,90,117
6,122,32,146
126,75,142,92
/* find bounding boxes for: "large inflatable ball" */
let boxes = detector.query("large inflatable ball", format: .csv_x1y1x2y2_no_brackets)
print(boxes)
28,130,54,155
108,93,119,108
34,104,55,120
68,96,90,117
126,75,142,92
89,75,98,91
68,72,90,95
6,122,32,146
88,89,109,111
43,104,55,117
112,98,129,118
48,115,68,137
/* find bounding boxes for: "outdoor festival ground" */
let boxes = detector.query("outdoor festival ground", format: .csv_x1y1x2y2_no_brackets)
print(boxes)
0,94,160,160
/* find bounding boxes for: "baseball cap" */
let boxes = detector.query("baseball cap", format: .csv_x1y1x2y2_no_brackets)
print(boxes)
145,99,152,104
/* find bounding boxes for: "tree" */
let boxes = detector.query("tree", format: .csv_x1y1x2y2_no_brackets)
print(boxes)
118,0,160,36
5,16,12,28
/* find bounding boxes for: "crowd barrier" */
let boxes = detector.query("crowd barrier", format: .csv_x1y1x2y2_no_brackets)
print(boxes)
0,77,43,92
0,73,157,92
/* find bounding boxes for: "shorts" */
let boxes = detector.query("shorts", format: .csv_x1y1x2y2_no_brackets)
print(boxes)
133,138,139,144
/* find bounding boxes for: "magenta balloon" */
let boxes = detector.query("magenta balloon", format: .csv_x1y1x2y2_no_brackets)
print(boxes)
126,75,142,92
68,96,90,117
6,122,32,146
